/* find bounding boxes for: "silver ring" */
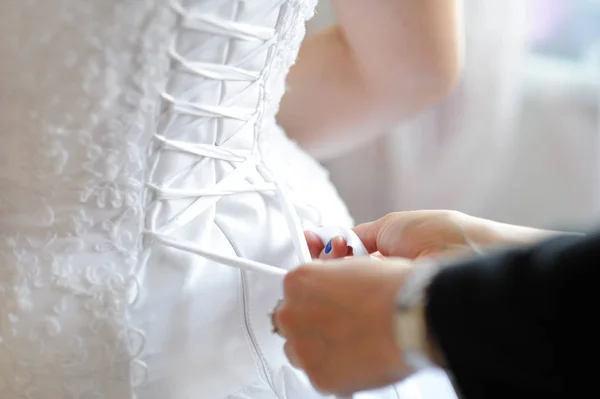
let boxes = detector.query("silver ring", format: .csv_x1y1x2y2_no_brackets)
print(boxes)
270,299,283,334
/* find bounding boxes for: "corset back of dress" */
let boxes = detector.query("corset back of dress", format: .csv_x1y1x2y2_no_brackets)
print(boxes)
0,1,319,398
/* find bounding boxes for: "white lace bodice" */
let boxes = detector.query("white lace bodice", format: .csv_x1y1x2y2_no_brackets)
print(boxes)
0,1,454,398
0,0,337,397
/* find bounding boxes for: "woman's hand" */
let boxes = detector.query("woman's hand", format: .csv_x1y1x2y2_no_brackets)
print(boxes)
305,210,484,260
306,210,573,261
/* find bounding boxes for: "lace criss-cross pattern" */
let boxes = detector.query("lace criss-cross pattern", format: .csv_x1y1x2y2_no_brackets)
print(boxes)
144,0,311,278
142,6,365,398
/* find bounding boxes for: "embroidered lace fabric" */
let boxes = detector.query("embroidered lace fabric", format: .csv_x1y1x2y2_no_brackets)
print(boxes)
0,0,455,398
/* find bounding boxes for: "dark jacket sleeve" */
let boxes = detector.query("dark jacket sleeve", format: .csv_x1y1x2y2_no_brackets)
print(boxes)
425,231,600,399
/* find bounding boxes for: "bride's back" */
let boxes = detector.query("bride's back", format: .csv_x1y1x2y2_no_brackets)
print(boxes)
0,2,170,397
0,1,322,398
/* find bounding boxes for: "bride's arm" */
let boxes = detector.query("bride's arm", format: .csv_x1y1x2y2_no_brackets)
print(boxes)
277,0,464,160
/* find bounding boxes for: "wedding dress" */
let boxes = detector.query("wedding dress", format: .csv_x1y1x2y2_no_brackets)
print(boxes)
0,1,455,398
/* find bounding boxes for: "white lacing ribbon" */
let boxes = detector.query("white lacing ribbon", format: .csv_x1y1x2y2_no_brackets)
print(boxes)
144,1,318,279
145,0,370,282
139,2,367,398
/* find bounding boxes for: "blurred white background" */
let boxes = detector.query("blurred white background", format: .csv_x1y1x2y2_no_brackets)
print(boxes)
307,0,600,230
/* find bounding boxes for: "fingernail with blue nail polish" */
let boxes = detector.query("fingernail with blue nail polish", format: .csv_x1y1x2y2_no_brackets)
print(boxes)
324,240,332,254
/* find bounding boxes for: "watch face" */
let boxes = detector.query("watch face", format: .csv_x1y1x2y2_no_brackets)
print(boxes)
405,350,434,369
397,275,424,309
397,261,440,309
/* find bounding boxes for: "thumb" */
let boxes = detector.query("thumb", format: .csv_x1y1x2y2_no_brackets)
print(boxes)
352,212,418,258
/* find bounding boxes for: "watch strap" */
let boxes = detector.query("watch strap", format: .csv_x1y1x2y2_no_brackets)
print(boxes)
394,261,442,373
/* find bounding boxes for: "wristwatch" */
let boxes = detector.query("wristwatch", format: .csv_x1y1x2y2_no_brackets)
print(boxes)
393,262,441,373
